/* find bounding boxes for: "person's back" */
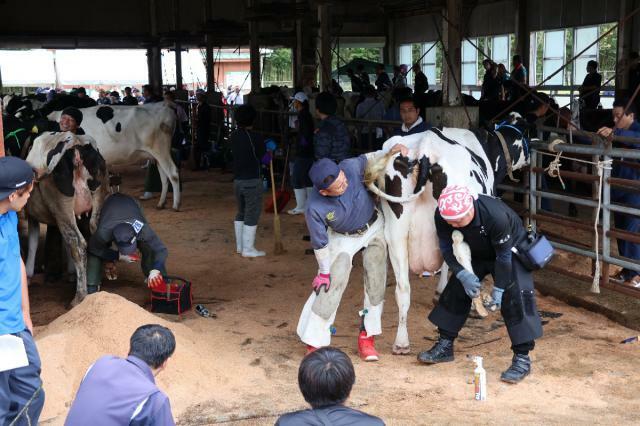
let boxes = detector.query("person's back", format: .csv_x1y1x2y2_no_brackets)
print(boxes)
276,405,384,426
275,347,384,426
314,92,351,162
65,324,176,426
315,115,350,162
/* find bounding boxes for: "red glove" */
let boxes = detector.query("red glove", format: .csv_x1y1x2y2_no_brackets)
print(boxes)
312,273,331,295
147,269,165,289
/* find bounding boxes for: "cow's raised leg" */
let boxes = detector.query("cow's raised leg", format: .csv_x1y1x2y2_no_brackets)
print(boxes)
154,151,181,211
56,216,88,307
387,219,412,355
26,217,40,279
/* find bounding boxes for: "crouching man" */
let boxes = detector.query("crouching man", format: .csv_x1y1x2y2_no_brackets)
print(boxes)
418,185,543,383
298,144,407,361
65,324,176,425
87,193,168,292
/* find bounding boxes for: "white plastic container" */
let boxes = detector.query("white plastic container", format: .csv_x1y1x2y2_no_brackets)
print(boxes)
473,356,487,401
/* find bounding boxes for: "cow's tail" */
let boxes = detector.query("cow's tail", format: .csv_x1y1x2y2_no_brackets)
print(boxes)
366,181,426,204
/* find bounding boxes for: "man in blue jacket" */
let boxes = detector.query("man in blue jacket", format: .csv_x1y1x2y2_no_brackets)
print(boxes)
66,324,176,425
0,157,44,426
598,99,640,287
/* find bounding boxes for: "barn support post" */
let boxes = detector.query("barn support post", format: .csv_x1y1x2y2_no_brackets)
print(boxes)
514,0,529,82
441,0,462,107
148,0,162,96
175,41,183,90
617,0,634,96
294,18,303,88
248,0,261,93
318,3,332,91
205,35,214,92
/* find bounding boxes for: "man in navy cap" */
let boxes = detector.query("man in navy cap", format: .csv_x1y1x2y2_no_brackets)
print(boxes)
86,193,168,293
0,157,45,425
297,143,407,361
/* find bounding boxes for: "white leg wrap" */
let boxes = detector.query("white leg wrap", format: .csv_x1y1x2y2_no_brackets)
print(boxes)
297,292,337,347
363,292,383,337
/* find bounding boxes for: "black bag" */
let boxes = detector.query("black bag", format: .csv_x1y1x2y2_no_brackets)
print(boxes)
514,233,555,271
150,276,193,315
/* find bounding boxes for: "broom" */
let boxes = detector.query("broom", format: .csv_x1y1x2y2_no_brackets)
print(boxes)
264,143,291,213
269,159,286,254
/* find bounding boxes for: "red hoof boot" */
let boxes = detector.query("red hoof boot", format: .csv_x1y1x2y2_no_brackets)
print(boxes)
305,345,319,356
358,331,379,362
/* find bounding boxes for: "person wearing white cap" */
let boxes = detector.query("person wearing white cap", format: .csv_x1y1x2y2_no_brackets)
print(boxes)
288,92,314,215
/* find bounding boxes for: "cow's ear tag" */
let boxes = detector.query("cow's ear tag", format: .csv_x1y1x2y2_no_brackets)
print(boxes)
131,220,144,234
31,125,38,133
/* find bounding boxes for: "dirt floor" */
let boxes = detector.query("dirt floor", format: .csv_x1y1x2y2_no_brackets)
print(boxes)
28,166,640,425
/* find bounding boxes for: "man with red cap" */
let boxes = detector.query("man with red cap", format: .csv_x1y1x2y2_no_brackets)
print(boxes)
418,185,543,383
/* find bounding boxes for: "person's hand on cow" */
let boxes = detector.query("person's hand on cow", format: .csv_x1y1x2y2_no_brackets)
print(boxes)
104,261,118,281
147,269,165,289
597,126,614,142
390,143,409,157
312,273,331,295
455,269,481,298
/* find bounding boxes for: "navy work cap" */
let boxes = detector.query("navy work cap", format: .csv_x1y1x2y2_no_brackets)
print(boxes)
113,223,138,255
0,157,34,200
309,158,341,190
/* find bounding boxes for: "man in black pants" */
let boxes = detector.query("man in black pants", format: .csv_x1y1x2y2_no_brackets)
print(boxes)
417,185,543,384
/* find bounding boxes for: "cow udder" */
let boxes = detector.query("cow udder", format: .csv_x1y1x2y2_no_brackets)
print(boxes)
72,151,93,216
407,187,443,274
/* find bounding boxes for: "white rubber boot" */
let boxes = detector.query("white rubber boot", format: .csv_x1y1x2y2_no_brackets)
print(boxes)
242,225,266,257
234,221,244,254
288,188,307,215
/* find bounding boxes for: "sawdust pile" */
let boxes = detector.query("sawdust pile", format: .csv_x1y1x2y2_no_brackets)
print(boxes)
36,292,234,424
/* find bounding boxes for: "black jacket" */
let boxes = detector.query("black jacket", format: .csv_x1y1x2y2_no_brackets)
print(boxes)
276,405,384,426
230,128,265,180
435,194,526,289
296,109,315,159
314,115,351,162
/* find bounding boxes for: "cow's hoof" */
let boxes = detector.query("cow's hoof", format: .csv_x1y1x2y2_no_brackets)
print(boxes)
155,204,166,210
172,206,181,212
392,345,411,355
69,293,86,308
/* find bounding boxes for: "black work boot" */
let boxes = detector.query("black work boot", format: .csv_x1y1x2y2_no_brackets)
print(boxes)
501,354,531,383
417,338,454,364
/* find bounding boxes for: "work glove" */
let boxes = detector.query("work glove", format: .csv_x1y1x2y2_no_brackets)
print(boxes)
104,262,118,281
119,253,141,263
455,269,481,298
261,152,272,165
147,269,166,290
491,286,504,308
265,139,277,152
312,273,331,295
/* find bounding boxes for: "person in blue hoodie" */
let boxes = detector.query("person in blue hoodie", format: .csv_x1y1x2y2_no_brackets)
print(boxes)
598,99,640,287
393,96,428,136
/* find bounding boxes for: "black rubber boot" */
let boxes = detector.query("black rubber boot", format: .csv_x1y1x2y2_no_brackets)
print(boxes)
500,354,531,383
417,338,454,364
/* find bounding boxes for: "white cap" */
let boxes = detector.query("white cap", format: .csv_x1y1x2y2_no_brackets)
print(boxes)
291,92,308,102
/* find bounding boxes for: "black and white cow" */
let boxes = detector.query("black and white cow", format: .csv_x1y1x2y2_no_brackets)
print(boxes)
365,125,530,354
25,132,109,305
48,104,180,210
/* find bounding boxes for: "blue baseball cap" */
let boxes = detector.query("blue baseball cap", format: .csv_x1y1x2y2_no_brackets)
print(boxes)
309,158,341,190
113,223,138,255
0,157,34,200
